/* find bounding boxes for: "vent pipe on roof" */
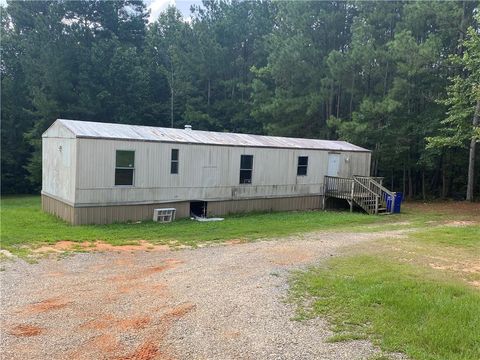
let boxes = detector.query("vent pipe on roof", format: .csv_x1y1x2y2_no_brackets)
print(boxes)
184,125,192,131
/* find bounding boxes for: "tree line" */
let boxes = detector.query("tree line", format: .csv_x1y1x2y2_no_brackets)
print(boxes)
1,0,479,199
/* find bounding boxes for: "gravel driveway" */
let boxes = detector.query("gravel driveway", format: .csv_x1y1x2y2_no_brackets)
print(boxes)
1,231,403,360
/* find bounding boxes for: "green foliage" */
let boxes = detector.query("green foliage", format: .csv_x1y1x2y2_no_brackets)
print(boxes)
427,13,480,148
1,1,479,198
291,255,480,360
1,0,150,191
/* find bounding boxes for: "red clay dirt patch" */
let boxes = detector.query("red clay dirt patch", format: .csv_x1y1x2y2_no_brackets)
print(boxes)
80,303,194,360
9,324,43,337
33,240,169,254
20,297,70,315
115,256,135,266
80,315,116,330
111,259,183,282
81,315,151,331
145,259,184,275
87,334,118,353
144,265,172,276
117,282,167,295
164,303,196,319
117,340,169,360
115,304,196,360
118,316,151,330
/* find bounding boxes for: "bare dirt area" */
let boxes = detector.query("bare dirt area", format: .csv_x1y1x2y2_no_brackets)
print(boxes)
0,231,407,360
32,240,170,254
405,201,480,219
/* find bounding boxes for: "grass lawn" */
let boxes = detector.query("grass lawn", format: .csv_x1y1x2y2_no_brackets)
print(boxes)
291,256,480,360
1,196,478,257
411,225,480,248
1,195,389,256
291,206,480,360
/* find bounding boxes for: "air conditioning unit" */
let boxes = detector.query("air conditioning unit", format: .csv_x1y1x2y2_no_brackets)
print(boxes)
153,208,176,223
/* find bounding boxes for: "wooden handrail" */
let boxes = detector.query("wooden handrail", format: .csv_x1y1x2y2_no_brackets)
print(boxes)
353,175,384,180
352,177,379,197
373,182,395,198
325,175,353,181
353,175,395,198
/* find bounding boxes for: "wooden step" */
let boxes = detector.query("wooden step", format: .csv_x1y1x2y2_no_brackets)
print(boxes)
326,175,396,216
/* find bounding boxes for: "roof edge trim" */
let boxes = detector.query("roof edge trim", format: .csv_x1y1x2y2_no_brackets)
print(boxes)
75,135,372,152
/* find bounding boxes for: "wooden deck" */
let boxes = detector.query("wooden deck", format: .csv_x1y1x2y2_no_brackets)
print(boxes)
324,175,396,215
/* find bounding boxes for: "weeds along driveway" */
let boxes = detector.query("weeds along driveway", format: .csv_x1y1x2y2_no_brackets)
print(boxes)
1,231,407,360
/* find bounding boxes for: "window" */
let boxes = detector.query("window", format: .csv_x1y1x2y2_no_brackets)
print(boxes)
297,156,308,176
115,150,135,186
239,155,253,184
171,149,179,174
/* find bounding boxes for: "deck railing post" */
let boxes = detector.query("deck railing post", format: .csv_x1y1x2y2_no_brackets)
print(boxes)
350,180,355,212
322,182,326,210
375,196,378,215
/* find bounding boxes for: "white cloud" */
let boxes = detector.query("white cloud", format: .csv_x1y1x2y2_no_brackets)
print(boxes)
147,0,175,23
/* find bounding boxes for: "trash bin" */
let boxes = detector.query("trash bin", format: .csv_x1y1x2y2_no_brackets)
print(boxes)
393,192,403,213
384,192,402,213
385,194,393,212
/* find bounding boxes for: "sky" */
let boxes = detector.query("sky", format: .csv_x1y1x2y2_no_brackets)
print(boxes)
145,0,203,22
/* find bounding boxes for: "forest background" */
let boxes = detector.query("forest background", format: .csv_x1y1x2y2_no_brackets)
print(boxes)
1,0,479,199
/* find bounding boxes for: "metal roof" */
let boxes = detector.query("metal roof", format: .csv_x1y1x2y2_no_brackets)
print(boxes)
48,119,370,152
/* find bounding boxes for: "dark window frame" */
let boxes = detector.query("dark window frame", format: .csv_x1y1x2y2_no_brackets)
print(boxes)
115,150,135,186
239,154,253,184
297,156,308,176
171,149,179,174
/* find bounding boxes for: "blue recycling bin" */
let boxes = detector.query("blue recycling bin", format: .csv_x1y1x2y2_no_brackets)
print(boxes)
385,194,393,212
384,192,403,213
393,192,403,213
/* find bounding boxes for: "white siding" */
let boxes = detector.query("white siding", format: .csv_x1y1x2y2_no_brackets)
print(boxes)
42,120,76,139
337,152,371,178
42,137,77,204
74,138,370,206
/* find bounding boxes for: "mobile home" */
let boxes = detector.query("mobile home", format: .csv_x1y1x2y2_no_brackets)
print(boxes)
42,119,372,224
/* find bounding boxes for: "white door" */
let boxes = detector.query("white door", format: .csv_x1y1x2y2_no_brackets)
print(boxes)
327,153,340,177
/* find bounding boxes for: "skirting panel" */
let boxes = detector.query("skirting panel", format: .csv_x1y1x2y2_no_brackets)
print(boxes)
42,194,323,225
73,201,191,225
208,195,322,217
42,194,75,224
42,194,190,225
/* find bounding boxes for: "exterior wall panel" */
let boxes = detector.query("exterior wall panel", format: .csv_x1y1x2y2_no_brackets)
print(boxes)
75,138,369,206
42,137,76,203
